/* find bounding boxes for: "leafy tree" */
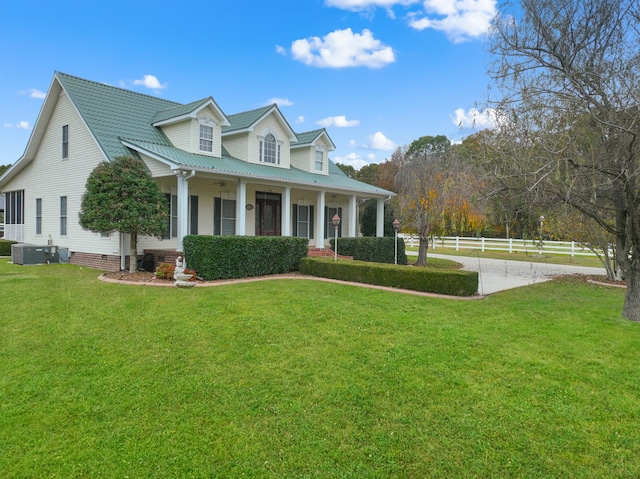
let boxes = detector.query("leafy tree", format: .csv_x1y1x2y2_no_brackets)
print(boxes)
79,156,168,273
544,206,618,280
335,163,356,178
487,0,640,320
394,135,484,266
0,164,11,176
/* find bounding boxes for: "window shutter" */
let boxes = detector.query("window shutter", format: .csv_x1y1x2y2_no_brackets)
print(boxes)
190,195,198,235
309,205,314,239
214,197,221,235
292,204,298,237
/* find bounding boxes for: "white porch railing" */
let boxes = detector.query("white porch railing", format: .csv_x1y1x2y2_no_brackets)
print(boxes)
399,234,602,257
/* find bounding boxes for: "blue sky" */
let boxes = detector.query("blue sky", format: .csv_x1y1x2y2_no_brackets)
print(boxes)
0,0,498,169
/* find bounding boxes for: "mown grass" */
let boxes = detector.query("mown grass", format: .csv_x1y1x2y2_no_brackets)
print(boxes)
1,259,638,477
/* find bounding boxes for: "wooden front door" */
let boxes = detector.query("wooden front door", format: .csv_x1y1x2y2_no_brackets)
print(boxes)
255,192,281,236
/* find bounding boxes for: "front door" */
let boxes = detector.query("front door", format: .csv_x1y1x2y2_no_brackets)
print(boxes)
255,192,281,236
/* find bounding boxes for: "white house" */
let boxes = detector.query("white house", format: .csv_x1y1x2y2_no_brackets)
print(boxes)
0,72,394,271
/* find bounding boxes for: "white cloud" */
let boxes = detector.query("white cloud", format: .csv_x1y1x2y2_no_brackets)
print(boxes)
275,44,287,55
291,28,395,69
3,121,30,129
333,152,370,169
267,97,294,106
296,116,305,124
316,115,361,127
409,0,497,43
133,75,167,90
29,89,46,99
451,107,498,129
368,131,396,150
18,88,46,99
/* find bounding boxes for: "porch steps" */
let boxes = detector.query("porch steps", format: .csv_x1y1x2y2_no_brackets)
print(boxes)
307,247,353,260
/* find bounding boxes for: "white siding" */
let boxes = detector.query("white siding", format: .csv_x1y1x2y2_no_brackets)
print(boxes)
160,106,224,157
2,90,120,255
161,120,193,152
222,132,250,161
290,137,330,175
140,153,174,178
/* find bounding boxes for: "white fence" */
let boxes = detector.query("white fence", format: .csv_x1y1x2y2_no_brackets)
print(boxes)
399,234,601,257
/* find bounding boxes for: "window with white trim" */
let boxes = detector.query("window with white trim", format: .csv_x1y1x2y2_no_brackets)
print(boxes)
164,193,177,239
260,133,280,164
315,149,324,171
36,198,42,235
221,199,236,235
62,125,69,159
199,124,213,152
60,196,67,236
297,205,309,238
6,190,24,226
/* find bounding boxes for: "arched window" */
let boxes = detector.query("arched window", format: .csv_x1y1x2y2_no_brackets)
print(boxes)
261,133,277,164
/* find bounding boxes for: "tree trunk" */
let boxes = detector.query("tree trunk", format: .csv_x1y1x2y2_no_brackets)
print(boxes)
416,235,429,266
623,267,640,322
129,232,138,273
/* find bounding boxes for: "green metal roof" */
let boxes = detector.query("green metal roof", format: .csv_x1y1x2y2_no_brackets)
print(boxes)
222,105,273,134
123,139,393,195
55,72,393,197
292,129,323,146
56,72,178,161
152,98,212,124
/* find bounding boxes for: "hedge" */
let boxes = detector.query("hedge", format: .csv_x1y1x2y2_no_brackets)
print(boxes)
183,235,309,280
300,257,478,297
0,239,17,256
330,236,407,264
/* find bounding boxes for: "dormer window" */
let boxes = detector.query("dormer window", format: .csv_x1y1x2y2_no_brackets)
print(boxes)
260,133,279,164
315,149,324,171
199,124,213,153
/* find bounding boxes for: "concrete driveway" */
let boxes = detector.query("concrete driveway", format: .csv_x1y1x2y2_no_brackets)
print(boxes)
416,253,607,295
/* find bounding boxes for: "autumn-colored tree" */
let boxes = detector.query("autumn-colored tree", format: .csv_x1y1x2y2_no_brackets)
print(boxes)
394,135,484,266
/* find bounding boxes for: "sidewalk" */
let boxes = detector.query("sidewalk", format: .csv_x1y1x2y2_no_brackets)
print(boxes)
411,252,606,295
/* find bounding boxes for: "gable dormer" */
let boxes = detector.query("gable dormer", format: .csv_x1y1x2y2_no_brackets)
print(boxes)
290,129,336,175
222,104,297,168
153,97,230,157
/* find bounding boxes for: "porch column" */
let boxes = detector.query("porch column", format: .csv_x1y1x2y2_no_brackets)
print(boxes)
236,179,246,235
282,186,291,236
376,197,385,238
316,190,325,248
176,171,191,252
348,195,357,238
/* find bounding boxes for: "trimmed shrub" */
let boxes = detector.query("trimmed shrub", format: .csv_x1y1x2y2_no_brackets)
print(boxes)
183,235,309,281
300,257,478,297
156,262,196,281
155,263,174,280
330,236,407,265
0,239,17,256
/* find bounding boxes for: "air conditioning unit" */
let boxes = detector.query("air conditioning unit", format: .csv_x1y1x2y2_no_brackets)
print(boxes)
11,244,60,265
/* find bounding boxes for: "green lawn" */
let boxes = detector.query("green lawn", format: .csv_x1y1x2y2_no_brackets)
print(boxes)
1,259,638,478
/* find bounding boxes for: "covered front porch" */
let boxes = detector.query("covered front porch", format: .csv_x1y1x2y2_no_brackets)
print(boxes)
140,167,390,254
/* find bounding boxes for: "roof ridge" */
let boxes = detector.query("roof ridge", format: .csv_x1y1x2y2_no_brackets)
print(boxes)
55,71,181,107
226,103,273,118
